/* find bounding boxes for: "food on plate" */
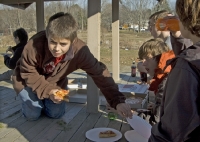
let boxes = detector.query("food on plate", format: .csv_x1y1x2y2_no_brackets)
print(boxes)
54,89,69,99
99,130,117,138
137,81,142,84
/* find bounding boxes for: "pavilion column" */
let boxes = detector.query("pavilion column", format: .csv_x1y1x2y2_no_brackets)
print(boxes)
36,0,44,32
112,0,120,81
87,0,101,113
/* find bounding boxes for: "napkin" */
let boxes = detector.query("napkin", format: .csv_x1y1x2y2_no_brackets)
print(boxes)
126,114,152,139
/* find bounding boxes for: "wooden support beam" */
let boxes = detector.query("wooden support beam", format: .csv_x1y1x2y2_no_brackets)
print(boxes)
87,0,101,113
36,0,44,32
112,0,120,81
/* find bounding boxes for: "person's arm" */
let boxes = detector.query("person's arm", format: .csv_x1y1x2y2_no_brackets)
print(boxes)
162,15,193,55
4,47,23,69
77,46,125,109
149,59,200,141
19,40,61,99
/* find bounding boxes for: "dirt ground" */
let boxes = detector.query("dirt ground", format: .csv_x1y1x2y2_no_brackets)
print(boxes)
0,30,152,73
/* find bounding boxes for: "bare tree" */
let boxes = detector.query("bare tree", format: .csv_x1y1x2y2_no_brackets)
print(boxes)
1,6,18,35
153,0,171,12
77,0,87,30
0,2,86,35
121,0,155,32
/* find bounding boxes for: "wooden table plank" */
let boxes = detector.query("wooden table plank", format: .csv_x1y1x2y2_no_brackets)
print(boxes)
32,103,84,142
0,128,22,142
68,109,103,142
13,135,28,142
0,85,13,91
0,116,27,139
0,97,20,108
0,111,22,124
0,95,20,106
0,117,44,142
118,119,131,142
30,102,77,142
0,105,21,120
84,106,109,142
0,100,21,113
91,106,109,128
0,89,15,99
53,105,90,142
16,116,55,141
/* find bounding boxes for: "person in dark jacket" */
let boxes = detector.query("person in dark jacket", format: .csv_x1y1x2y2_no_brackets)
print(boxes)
149,0,200,141
0,28,28,81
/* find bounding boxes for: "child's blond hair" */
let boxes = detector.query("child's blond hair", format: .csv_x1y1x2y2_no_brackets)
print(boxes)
138,38,170,60
176,0,200,37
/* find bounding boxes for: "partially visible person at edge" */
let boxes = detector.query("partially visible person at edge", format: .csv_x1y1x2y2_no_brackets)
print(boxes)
149,0,200,141
138,38,175,125
12,12,132,121
0,28,28,82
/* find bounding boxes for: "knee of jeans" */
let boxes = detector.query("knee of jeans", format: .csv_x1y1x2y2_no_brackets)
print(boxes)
21,102,42,121
45,104,66,119
23,112,41,121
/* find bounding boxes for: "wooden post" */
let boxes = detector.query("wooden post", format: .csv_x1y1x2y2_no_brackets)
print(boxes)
112,0,120,81
36,0,44,32
87,0,101,113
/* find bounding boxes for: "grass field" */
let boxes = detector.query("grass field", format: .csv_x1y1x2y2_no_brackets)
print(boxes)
0,30,152,72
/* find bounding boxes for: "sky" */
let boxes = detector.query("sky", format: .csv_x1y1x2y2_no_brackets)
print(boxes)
170,0,176,4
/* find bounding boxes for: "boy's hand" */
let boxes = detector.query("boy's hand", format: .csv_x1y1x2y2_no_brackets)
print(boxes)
116,103,133,119
49,89,62,103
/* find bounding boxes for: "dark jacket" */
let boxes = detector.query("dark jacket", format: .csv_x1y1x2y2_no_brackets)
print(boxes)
170,34,193,56
4,42,27,69
12,31,125,109
149,42,200,141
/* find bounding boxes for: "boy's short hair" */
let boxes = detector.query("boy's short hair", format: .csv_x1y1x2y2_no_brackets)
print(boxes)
46,12,78,42
13,28,28,43
138,38,170,61
149,10,170,22
176,0,200,37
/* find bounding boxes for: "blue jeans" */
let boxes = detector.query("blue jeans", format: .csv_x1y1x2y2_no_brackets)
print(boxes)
18,87,66,121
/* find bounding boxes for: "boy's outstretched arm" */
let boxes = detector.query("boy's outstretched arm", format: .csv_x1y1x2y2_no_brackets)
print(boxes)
77,46,132,118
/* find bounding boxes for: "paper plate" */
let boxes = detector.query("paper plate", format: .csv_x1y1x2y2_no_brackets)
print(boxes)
85,127,122,142
126,115,152,139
